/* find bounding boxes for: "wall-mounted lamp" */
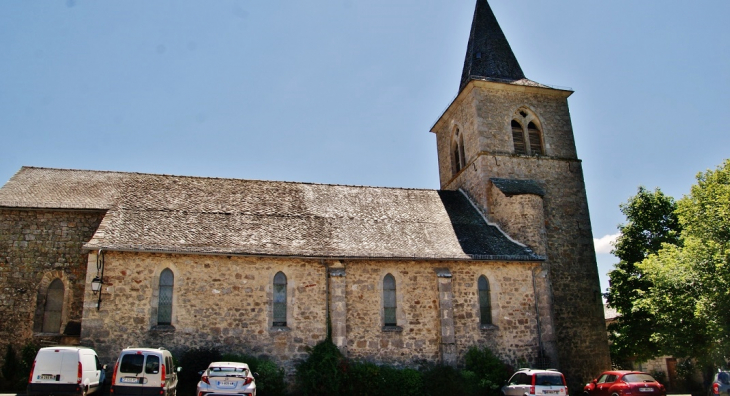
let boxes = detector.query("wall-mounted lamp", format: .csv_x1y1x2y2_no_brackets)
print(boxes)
92,250,104,310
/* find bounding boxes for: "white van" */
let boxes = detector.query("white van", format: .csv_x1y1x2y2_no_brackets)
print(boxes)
110,347,179,396
27,346,106,396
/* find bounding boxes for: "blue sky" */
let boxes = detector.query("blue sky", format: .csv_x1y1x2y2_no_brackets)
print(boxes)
1,0,729,293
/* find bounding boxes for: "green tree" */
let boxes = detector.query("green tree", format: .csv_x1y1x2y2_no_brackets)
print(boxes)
607,186,681,363
637,159,730,368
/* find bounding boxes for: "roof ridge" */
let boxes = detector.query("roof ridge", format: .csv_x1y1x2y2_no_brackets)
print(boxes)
17,166,440,192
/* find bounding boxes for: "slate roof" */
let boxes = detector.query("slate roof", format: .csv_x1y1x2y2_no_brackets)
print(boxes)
459,0,526,92
0,167,543,261
491,178,545,197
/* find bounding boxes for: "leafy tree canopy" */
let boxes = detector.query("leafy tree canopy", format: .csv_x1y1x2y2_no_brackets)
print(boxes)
607,186,681,362
637,159,730,368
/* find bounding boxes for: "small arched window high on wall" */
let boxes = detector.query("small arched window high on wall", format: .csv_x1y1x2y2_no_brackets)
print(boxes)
478,276,492,325
383,274,397,327
451,127,466,175
511,120,527,155
42,279,64,333
273,272,287,327
528,122,543,155
158,269,174,325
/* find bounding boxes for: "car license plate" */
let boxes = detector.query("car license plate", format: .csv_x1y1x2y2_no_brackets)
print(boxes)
639,388,654,392
543,391,560,394
40,374,54,380
218,381,236,387
121,377,139,383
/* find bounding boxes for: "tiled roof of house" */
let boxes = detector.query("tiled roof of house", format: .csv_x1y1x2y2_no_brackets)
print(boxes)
0,167,542,261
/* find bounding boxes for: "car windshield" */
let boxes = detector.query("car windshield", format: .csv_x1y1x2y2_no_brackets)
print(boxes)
623,374,656,383
535,374,564,386
209,367,247,377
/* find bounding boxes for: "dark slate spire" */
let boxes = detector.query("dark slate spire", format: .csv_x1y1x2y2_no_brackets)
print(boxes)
459,0,525,92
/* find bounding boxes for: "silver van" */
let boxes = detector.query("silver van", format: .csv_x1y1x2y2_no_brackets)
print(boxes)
27,346,106,396
110,347,179,396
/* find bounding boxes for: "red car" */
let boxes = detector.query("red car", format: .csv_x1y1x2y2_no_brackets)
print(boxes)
584,371,666,396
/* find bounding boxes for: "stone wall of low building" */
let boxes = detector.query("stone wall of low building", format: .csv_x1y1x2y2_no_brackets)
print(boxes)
0,209,104,362
81,251,551,374
80,252,329,372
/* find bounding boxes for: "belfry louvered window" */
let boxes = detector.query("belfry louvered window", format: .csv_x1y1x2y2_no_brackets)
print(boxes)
528,122,543,155
383,274,397,326
42,279,64,333
478,276,492,325
273,272,287,327
512,120,527,154
158,269,174,325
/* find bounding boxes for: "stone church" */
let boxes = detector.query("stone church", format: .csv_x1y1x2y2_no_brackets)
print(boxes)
0,0,610,388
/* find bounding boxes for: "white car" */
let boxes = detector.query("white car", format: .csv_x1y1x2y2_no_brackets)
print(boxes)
27,346,106,396
197,362,257,396
502,368,568,396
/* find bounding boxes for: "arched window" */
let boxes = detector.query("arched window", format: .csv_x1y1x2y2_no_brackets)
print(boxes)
478,276,492,325
528,122,543,155
383,274,397,327
42,279,64,333
273,272,287,327
158,269,174,325
512,110,544,156
451,128,466,175
512,120,527,155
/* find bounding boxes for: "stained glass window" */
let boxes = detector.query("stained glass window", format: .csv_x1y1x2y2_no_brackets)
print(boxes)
383,274,397,326
158,269,174,325
273,272,287,327
478,276,492,325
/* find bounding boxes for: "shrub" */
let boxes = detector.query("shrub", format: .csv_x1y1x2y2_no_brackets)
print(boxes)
295,339,345,396
422,364,468,396
464,346,509,396
0,342,39,392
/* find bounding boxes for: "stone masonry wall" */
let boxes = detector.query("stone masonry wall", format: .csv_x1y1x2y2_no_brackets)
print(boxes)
81,252,550,374
81,252,329,373
0,209,104,363
432,81,611,388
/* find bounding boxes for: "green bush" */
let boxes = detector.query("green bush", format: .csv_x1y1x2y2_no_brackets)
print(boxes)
0,342,39,392
464,346,509,396
422,364,468,396
295,339,345,396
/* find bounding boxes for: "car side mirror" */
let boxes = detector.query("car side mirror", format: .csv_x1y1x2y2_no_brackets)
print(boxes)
253,372,259,378
102,365,108,370
592,379,598,384
177,367,182,373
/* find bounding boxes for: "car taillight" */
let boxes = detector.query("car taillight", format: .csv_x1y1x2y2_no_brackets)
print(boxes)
112,361,119,385
78,361,83,384
530,386,536,395
202,375,210,385
161,364,166,382
713,383,720,395
28,360,36,383
243,377,254,386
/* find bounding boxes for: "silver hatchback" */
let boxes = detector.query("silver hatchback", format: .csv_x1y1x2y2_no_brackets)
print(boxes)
197,362,257,396
502,368,568,396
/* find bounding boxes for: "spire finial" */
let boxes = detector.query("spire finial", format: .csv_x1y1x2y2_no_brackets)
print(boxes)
459,0,525,92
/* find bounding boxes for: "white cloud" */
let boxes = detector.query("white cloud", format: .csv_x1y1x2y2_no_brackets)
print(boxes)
594,233,619,254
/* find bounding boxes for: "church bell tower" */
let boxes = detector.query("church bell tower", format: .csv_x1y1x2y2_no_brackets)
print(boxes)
430,0,611,388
